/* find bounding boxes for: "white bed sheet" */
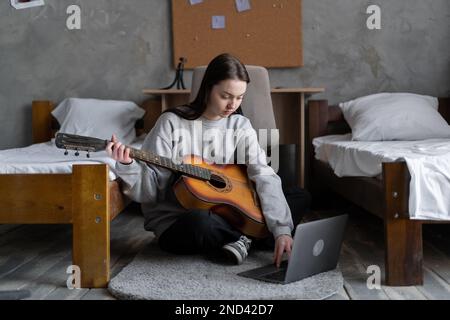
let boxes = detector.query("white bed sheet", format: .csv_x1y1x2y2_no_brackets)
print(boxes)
0,135,146,181
313,134,450,221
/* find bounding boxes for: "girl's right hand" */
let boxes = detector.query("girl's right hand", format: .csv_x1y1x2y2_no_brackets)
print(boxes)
106,134,133,165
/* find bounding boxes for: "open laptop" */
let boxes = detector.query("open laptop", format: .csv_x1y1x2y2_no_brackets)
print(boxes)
238,214,348,284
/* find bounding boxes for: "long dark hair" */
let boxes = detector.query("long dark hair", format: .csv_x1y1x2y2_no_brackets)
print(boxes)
163,53,250,120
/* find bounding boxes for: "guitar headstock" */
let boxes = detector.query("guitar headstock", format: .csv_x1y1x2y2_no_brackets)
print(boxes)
55,133,107,153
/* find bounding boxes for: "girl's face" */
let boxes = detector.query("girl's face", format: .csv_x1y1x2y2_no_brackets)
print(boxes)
202,79,247,121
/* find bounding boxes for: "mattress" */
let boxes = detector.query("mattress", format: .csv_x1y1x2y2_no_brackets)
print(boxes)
0,135,146,181
313,134,450,220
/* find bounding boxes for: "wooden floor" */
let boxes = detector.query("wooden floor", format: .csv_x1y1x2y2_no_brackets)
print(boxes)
0,204,449,300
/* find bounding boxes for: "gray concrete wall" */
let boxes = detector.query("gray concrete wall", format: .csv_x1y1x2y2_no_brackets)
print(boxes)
1,0,449,148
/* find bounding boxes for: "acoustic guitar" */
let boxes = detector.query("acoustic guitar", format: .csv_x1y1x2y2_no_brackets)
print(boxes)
55,133,269,238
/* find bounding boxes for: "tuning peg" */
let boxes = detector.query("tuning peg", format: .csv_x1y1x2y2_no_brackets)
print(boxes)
64,149,68,156
86,152,90,158
75,150,80,157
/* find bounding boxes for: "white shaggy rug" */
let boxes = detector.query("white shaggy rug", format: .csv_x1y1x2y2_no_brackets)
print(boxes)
108,242,343,300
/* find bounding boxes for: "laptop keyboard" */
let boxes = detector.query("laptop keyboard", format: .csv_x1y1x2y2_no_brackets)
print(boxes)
263,269,287,281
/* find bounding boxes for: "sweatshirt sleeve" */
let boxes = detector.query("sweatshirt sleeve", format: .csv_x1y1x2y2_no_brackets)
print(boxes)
236,118,294,239
114,115,175,205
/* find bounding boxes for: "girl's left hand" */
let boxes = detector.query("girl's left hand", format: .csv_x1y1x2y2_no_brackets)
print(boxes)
273,234,293,268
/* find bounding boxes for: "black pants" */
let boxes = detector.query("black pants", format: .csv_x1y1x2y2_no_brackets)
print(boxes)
283,186,311,227
159,188,311,253
158,209,242,255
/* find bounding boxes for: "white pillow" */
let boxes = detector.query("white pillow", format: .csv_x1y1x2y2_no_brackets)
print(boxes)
339,93,450,141
51,98,145,144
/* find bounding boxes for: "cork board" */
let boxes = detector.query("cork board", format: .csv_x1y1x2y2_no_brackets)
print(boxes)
171,0,303,69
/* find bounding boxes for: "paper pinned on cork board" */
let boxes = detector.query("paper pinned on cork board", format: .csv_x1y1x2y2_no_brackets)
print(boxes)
10,0,45,10
189,0,203,5
212,16,226,29
235,0,251,12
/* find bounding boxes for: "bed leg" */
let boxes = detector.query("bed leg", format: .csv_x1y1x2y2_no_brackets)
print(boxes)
383,162,423,286
72,164,110,288
384,218,423,286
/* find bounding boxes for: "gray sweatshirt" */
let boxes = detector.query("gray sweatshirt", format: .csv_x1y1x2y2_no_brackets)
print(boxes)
115,111,293,239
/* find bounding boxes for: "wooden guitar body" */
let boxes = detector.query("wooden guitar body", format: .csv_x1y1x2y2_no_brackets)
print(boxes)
172,155,270,239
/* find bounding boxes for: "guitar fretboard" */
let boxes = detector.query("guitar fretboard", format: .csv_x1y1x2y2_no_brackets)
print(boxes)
129,147,212,180
55,132,213,181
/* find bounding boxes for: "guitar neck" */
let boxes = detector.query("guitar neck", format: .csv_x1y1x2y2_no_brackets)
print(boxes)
126,146,211,181
56,132,212,181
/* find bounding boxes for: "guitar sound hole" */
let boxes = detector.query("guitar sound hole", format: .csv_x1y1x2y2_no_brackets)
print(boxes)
209,174,227,189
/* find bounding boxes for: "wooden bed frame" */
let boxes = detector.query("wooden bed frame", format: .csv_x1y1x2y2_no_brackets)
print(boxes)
307,97,450,286
0,100,157,288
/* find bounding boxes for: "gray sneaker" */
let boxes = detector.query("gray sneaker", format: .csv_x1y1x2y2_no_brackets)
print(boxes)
222,236,252,265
